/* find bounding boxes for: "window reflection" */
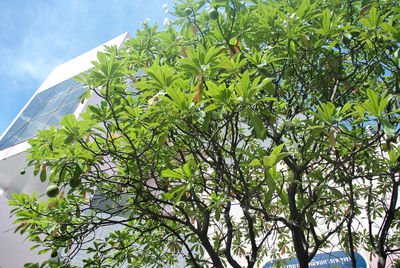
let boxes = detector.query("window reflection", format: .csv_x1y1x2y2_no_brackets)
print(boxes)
20,114,53,140
0,124,26,149
46,103,78,128
0,77,87,150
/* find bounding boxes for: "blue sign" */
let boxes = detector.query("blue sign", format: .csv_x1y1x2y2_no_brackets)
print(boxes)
263,251,367,268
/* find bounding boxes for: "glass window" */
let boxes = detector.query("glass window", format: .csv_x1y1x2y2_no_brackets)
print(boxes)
12,114,31,128
47,80,73,99
46,103,79,128
34,95,65,118
0,124,26,149
18,114,53,141
35,89,52,103
25,95,44,108
21,104,44,120
59,86,86,107
0,77,88,150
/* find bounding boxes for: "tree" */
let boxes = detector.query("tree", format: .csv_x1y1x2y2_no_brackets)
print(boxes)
9,0,400,267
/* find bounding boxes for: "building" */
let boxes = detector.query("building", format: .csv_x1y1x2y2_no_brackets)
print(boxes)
0,32,131,268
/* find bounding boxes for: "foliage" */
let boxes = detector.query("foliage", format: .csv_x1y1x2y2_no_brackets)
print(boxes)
9,0,400,267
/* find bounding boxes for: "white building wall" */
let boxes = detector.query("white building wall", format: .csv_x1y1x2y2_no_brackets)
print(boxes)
0,32,131,268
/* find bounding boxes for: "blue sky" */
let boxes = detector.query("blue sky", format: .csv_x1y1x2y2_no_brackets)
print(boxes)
0,0,173,134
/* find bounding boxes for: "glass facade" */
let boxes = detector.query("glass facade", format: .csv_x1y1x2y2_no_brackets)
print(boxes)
0,78,87,150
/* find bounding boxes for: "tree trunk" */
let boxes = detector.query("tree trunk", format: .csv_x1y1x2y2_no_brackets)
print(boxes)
376,176,398,268
199,234,225,268
377,255,386,268
291,227,309,268
288,182,308,268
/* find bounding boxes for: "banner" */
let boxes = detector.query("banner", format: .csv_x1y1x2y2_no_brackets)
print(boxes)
263,250,367,268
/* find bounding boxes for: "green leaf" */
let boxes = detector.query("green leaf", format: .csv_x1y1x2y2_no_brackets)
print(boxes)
215,208,221,221
240,71,250,98
262,144,291,168
59,166,66,182
250,159,261,167
164,86,194,111
30,244,41,250
183,162,192,177
307,214,317,227
328,130,336,147
40,169,46,183
264,169,277,197
38,248,50,255
394,48,400,67
271,144,285,155
364,89,379,117
330,187,343,198
388,150,400,163
202,112,211,132
59,114,78,130
280,191,288,205
263,152,290,168
248,111,265,139
204,103,220,113
263,155,278,168
381,118,396,138
321,9,331,34
164,184,187,202
161,169,185,179
73,164,83,180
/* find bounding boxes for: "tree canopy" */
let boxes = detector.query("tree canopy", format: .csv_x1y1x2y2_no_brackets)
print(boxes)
9,0,400,267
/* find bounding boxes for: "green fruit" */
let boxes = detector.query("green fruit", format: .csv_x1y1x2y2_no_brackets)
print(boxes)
267,116,277,124
285,67,294,77
46,185,59,198
184,8,192,16
20,168,26,175
208,8,218,20
51,249,58,258
69,178,81,188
